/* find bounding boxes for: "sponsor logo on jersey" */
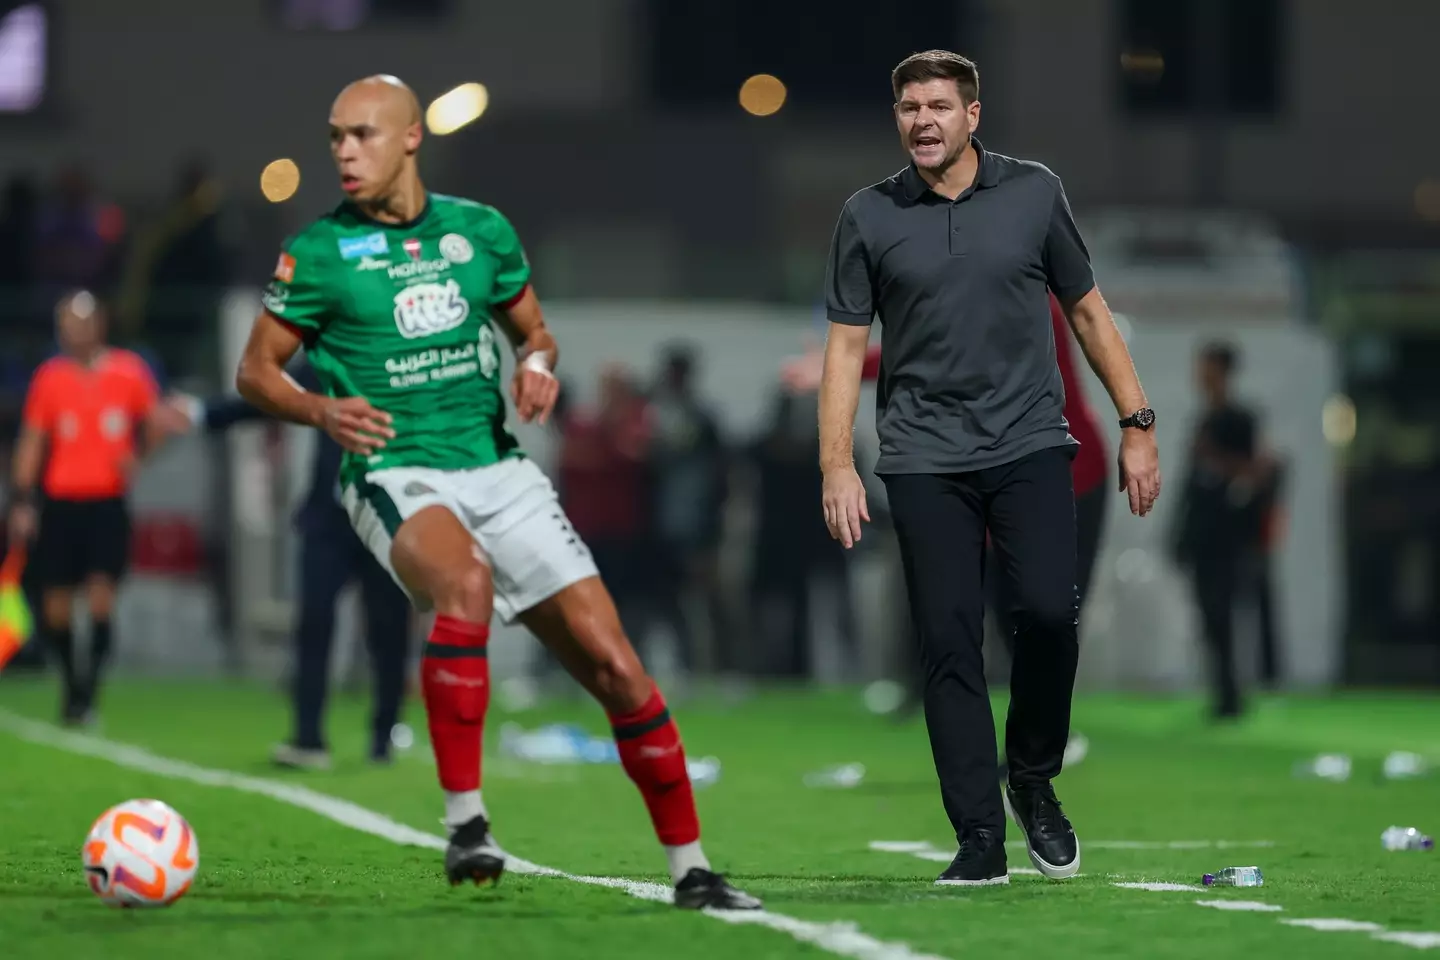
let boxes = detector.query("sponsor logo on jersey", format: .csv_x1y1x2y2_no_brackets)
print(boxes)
273,252,296,283
261,281,289,314
387,257,450,280
338,232,389,260
403,237,423,261
355,256,392,271
439,233,474,264
392,278,470,339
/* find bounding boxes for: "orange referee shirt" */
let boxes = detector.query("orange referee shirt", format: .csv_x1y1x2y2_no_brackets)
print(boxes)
21,349,158,501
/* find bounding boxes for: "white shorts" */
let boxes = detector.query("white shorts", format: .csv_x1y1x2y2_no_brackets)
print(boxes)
341,457,599,624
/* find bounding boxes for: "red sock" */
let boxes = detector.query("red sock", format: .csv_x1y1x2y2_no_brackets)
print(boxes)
609,686,700,846
421,615,490,792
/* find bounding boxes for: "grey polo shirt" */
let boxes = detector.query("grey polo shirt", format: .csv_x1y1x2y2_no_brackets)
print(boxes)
825,139,1096,476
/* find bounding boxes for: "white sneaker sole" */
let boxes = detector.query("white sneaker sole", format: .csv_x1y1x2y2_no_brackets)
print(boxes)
1004,791,1081,880
935,874,1010,887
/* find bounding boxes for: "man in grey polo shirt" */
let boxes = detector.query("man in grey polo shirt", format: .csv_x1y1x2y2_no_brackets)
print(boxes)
818,50,1161,887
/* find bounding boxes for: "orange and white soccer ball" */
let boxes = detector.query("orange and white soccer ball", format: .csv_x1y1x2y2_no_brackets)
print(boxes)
82,799,199,907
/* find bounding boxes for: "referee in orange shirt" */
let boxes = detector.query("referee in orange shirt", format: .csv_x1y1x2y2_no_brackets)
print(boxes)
6,291,181,724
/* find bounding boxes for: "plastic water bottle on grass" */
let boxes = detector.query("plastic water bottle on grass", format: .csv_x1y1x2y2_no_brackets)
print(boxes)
1202,866,1264,887
1293,753,1351,782
1382,826,1434,851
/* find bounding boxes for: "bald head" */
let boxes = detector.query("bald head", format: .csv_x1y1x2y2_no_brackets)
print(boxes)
330,75,424,205
334,74,422,127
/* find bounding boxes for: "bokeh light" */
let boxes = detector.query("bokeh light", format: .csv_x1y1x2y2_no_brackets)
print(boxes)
739,74,787,117
426,83,489,135
259,159,300,203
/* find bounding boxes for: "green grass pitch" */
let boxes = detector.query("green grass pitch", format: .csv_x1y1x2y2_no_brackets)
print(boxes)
1,676,1437,959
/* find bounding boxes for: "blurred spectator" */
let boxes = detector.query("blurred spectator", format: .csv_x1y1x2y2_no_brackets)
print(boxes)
1172,342,1278,719
34,167,122,299
556,364,653,658
0,175,39,327
168,357,412,767
646,343,730,673
746,387,855,678
116,160,229,377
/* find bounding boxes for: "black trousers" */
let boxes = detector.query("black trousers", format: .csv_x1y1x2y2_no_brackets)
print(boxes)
991,482,1108,658
1192,544,1242,717
294,521,411,753
884,446,1080,840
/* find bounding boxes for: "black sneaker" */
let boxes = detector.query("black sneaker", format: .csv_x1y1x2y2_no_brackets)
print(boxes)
935,826,1008,886
673,868,763,910
444,814,505,886
1005,782,1080,879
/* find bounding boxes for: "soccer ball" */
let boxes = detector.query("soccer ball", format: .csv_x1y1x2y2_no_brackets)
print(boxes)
82,798,199,907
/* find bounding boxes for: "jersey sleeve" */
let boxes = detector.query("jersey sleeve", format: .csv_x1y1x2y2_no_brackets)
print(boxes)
130,356,159,417
20,364,55,432
482,207,533,308
1042,174,1096,306
825,203,875,326
260,231,334,337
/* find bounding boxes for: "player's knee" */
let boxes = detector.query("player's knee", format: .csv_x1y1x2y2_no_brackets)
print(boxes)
591,646,650,714
431,563,494,623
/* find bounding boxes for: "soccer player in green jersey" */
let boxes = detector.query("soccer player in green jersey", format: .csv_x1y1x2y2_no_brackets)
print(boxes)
235,75,760,911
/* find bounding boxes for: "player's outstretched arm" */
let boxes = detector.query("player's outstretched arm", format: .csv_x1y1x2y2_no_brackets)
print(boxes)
235,311,394,455
492,287,560,426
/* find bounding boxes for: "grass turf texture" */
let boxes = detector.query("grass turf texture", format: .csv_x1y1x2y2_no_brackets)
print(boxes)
1,677,1437,959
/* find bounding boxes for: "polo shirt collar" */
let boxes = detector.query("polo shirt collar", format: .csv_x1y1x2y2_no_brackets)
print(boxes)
902,136,998,201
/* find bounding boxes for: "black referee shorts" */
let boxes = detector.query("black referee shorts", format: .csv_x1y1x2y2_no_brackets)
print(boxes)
32,497,131,589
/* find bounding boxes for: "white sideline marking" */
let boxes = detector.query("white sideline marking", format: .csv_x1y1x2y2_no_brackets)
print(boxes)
869,842,932,854
866,841,1047,878
1373,932,1440,949
1113,882,1206,892
0,711,953,960
1195,899,1283,912
1283,919,1384,933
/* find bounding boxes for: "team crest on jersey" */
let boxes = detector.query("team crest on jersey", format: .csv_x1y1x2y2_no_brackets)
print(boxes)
273,252,296,283
393,279,470,338
439,233,474,264
338,232,389,260
403,237,423,261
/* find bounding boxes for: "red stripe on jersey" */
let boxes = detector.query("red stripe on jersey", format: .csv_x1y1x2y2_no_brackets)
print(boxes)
495,283,530,311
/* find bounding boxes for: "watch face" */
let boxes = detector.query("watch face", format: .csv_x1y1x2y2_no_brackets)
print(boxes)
1134,408,1156,428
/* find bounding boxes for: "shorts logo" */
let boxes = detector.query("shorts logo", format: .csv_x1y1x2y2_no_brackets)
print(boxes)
273,252,296,283
439,233,474,264
338,232,389,260
403,481,436,497
403,238,423,261
392,278,470,338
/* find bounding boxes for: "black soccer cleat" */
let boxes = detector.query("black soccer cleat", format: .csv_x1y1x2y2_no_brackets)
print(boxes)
935,826,1009,886
444,814,506,887
673,868,763,911
1005,781,1080,879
